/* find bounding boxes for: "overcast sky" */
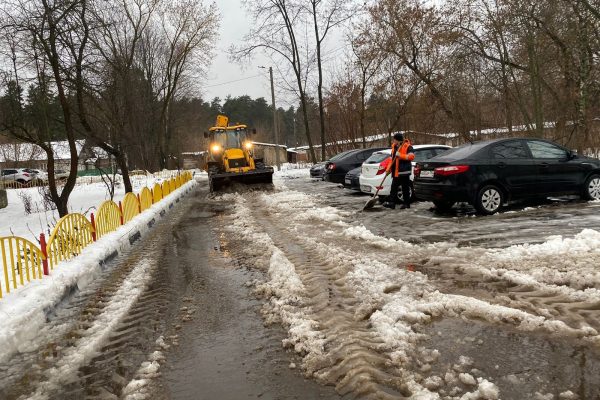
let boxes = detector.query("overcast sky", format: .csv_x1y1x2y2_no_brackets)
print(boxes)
201,0,273,103
202,0,350,107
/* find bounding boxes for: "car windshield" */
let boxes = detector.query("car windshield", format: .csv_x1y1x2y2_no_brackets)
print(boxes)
365,152,390,164
433,141,489,161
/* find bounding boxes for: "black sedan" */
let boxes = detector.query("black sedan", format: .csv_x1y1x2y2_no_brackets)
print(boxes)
323,148,387,184
414,138,600,214
343,167,362,190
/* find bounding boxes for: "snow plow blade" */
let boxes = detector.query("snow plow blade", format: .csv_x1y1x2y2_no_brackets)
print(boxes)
209,168,274,192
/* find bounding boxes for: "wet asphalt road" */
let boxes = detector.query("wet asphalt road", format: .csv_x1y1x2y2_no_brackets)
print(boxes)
3,174,600,399
162,197,342,400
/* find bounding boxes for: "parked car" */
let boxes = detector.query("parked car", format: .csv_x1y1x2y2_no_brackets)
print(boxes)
24,168,47,182
0,168,34,184
414,138,600,214
310,162,327,179
343,167,362,190
359,145,451,202
54,169,69,180
324,148,388,184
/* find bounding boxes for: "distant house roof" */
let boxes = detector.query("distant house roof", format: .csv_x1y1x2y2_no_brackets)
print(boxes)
251,142,288,149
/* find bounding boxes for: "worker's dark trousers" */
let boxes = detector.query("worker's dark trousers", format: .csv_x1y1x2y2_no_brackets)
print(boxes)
389,174,411,205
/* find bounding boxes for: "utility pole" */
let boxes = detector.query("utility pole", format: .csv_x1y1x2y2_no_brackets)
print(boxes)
268,67,281,171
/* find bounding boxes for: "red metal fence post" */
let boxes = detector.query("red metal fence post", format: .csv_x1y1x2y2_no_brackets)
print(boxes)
40,233,49,275
119,201,124,225
90,213,97,242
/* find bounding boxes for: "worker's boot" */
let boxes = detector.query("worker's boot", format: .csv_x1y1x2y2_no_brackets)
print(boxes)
399,204,410,209
383,202,396,209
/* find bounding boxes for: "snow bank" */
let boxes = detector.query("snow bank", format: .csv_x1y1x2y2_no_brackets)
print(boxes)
0,180,197,364
235,183,600,398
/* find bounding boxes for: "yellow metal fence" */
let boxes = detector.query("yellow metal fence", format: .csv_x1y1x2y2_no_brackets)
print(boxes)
0,171,193,298
0,237,45,298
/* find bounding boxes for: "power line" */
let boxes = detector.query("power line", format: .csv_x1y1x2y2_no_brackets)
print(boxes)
203,74,266,88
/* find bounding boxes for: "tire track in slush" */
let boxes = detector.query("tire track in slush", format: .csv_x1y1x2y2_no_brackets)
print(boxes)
0,201,191,400
246,201,412,399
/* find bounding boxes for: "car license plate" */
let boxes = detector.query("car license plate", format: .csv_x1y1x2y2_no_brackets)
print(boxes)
361,185,371,193
420,170,434,178
345,179,351,185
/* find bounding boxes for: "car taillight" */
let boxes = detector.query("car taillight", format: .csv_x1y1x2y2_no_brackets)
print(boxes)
328,163,336,170
376,165,386,175
434,165,470,176
414,165,421,177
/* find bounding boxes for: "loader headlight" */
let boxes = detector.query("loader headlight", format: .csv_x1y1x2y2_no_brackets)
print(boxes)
211,144,222,153
244,142,253,150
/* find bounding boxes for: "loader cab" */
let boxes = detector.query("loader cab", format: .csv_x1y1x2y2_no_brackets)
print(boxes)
207,125,255,160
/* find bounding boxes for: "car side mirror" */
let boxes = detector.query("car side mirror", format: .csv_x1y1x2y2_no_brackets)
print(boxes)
568,150,577,160
203,131,208,138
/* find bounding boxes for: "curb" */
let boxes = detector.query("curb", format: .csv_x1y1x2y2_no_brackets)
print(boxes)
41,184,197,320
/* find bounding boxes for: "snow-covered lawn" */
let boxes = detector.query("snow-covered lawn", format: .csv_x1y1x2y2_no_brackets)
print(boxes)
0,174,180,243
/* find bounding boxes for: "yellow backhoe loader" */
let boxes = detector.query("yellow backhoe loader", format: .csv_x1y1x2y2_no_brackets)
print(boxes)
204,115,274,192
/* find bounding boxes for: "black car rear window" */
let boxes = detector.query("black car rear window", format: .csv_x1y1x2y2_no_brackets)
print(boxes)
365,152,390,164
330,150,358,161
434,142,489,161
414,148,438,161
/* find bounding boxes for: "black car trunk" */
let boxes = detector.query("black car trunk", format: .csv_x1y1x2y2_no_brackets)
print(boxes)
416,161,452,181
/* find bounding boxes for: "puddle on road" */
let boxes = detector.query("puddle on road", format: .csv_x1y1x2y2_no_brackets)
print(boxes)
417,318,600,399
162,198,342,400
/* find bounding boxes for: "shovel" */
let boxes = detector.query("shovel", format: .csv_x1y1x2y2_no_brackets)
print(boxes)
363,151,398,210
363,170,392,210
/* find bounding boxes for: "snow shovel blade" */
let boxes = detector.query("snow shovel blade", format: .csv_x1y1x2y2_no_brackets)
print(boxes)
363,170,391,210
363,196,378,210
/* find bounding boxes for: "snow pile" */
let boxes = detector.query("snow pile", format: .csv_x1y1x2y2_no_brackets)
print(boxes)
0,180,197,365
122,350,166,400
223,197,326,362
274,166,310,180
211,174,600,397
28,256,158,399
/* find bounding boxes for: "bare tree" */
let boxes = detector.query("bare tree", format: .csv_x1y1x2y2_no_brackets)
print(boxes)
0,0,89,216
307,0,353,159
235,0,318,162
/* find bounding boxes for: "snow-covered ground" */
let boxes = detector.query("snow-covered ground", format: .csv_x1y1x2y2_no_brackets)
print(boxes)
219,166,600,399
0,178,196,371
0,173,181,242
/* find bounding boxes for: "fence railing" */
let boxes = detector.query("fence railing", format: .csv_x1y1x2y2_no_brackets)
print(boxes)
0,236,45,298
95,200,121,239
0,171,193,298
122,192,140,224
139,187,153,212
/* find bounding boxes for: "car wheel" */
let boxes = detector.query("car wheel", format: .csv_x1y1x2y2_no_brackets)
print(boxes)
475,185,504,215
433,200,455,212
582,174,600,201
396,186,413,203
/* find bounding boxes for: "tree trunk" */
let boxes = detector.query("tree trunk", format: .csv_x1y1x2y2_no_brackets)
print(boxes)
116,152,133,193
312,1,327,161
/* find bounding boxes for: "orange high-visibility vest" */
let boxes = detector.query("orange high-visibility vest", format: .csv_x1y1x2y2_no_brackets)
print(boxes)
391,140,415,177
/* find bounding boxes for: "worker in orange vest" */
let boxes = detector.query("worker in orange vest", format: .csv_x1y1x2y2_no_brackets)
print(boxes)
383,132,415,209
